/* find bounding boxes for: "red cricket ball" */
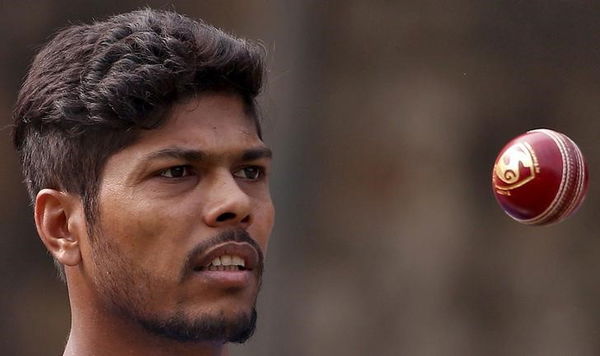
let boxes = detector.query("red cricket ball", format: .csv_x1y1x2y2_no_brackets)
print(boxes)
492,128,589,225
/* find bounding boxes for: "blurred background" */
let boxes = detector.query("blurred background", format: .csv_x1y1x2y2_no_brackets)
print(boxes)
2,1,600,355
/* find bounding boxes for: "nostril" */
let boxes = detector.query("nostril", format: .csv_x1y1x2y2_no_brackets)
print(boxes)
216,212,236,222
241,215,250,223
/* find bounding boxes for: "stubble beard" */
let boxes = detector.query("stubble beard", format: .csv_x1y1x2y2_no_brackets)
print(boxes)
89,228,262,344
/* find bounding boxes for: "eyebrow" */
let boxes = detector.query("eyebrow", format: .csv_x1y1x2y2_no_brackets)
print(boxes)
144,148,205,163
241,147,273,161
142,146,272,164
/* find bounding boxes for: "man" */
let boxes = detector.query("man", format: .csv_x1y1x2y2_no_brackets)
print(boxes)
12,8,274,356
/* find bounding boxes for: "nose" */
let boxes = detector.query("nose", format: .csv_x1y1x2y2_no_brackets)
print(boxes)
202,172,252,228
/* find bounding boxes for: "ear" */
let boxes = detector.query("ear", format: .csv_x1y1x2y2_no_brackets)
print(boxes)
34,189,84,267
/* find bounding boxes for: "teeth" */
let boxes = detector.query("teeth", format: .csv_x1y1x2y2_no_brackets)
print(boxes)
206,254,246,268
221,255,232,266
232,256,245,267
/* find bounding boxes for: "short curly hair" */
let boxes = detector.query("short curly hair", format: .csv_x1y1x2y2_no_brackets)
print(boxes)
13,8,265,226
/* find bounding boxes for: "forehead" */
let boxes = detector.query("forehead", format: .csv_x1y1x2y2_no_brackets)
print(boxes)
133,94,262,154
102,93,265,177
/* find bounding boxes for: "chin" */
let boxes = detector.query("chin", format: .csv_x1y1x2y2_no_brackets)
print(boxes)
138,305,258,344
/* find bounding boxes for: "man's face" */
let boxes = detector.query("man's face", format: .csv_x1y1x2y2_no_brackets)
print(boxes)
80,93,274,342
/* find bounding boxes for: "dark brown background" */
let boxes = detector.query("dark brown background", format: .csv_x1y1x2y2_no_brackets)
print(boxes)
2,1,600,355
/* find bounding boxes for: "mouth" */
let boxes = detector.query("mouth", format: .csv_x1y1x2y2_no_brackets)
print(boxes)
191,242,260,276
196,254,248,272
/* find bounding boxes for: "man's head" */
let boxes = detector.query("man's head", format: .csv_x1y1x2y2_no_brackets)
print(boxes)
13,9,273,344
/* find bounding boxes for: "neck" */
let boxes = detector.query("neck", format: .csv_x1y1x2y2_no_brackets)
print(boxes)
63,274,227,356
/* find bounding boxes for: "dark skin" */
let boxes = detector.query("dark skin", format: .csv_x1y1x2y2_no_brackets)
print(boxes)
35,94,275,356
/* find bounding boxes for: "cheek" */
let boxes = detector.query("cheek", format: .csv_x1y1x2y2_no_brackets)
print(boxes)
251,199,275,253
98,192,195,272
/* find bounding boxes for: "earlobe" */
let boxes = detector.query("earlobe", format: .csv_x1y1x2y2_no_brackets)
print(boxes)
35,189,83,267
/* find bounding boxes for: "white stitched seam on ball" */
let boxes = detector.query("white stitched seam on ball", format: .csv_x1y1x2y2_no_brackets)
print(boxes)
518,129,570,224
530,129,570,224
561,133,585,218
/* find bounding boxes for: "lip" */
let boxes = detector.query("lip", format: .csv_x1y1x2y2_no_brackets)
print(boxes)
193,241,260,271
189,242,260,288
193,269,254,288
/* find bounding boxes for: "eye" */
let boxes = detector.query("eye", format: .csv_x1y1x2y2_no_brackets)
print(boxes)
159,165,193,178
233,166,264,180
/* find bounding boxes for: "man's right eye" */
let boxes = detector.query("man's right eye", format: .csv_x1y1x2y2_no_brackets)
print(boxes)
159,166,192,178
